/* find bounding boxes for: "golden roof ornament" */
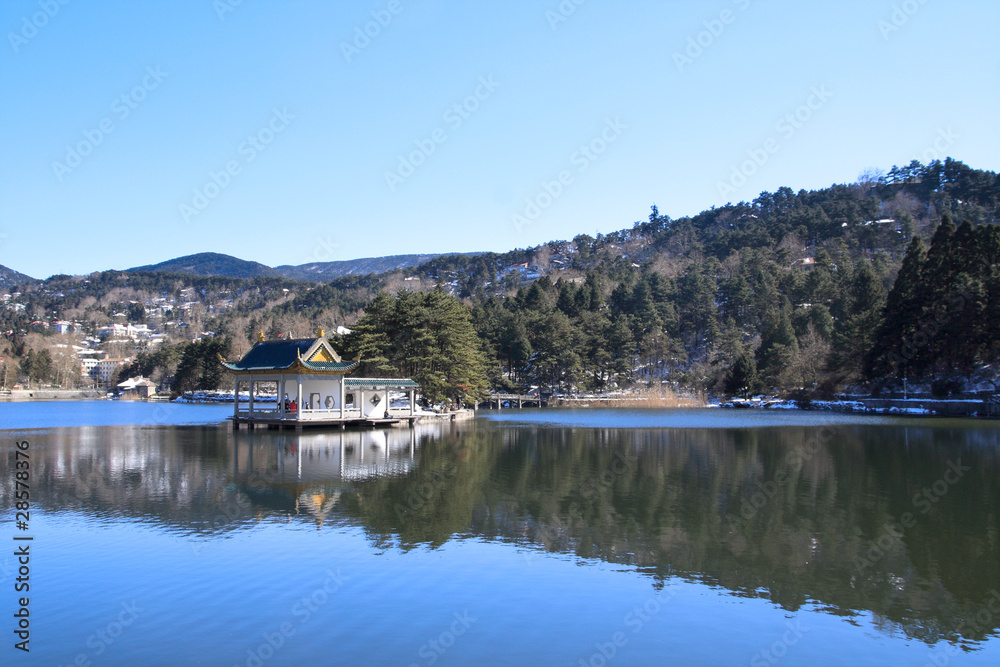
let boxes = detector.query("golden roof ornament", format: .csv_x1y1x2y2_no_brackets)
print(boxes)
317,327,325,338
257,331,265,343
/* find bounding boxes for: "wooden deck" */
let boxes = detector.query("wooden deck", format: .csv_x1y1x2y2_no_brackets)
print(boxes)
231,415,411,430
231,407,418,430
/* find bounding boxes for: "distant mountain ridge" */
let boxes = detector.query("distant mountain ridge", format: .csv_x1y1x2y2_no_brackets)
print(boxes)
274,254,448,281
129,253,280,279
127,252,473,282
0,264,35,288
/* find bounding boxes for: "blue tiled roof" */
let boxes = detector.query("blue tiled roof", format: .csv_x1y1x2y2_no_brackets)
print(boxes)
221,339,359,373
222,339,313,371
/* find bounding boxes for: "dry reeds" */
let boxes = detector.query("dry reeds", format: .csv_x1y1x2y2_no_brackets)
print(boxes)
550,387,704,408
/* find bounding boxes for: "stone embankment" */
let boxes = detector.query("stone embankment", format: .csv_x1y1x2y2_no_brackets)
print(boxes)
2,389,106,401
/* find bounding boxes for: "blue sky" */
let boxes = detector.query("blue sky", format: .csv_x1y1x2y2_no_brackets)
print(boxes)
2,0,997,279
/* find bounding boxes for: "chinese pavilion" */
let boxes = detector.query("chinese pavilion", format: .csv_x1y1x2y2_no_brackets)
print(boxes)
220,329,419,430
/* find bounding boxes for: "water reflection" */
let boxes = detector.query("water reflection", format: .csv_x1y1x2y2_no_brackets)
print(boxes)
4,415,1000,647
231,427,421,526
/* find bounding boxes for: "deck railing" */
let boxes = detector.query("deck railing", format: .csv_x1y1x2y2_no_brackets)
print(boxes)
236,405,416,421
298,407,361,420
236,407,280,419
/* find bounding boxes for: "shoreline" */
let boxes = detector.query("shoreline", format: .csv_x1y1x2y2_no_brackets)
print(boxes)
717,396,1000,419
0,389,108,401
4,391,998,419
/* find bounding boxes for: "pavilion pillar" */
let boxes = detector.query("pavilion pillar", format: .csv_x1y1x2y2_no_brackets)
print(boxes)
339,378,345,419
409,388,415,417
296,377,303,421
278,377,285,419
233,378,240,421
248,375,255,417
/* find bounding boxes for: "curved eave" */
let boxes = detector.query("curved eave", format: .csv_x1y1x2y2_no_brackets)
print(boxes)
221,359,360,375
298,360,360,373
220,360,295,373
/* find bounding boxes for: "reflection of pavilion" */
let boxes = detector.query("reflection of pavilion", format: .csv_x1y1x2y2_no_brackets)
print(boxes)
232,427,423,526
234,428,422,481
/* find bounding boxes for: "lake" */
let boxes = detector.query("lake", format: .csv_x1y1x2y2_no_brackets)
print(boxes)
1,402,999,665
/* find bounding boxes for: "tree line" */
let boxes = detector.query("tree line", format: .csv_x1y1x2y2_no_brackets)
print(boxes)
16,158,996,399
868,216,1000,393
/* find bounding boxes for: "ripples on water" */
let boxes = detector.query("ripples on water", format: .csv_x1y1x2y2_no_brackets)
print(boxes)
1,403,999,664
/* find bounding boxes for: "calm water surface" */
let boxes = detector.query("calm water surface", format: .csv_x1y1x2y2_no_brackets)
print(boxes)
1,402,999,665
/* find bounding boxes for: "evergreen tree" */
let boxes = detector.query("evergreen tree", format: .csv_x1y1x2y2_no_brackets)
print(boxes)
677,264,719,350
174,337,231,394
583,272,605,312
347,289,489,407
725,351,760,398
833,260,885,381
867,236,927,379
757,297,800,388
19,349,52,386
345,291,397,376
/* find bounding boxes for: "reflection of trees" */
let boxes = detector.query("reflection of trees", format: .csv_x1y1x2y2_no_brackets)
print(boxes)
346,423,1000,645
342,427,500,548
4,420,999,644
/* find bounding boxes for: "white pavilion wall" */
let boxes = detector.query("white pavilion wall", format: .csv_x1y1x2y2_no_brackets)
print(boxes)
298,376,342,410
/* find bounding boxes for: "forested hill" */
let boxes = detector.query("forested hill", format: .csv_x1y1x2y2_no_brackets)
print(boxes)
415,157,1000,398
0,265,34,288
125,252,481,282
410,157,999,298
129,253,281,279
5,157,999,399
272,157,999,400
274,254,457,282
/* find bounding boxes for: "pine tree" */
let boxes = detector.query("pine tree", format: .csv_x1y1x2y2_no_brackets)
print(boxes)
344,291,396,376
867,236,926,380
920,215,956,303
725,351,760,398
584,272,604,312
173,337,232,394
833,260,885,381
757,297,800,388
678,264,719,350
347,289,489,407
